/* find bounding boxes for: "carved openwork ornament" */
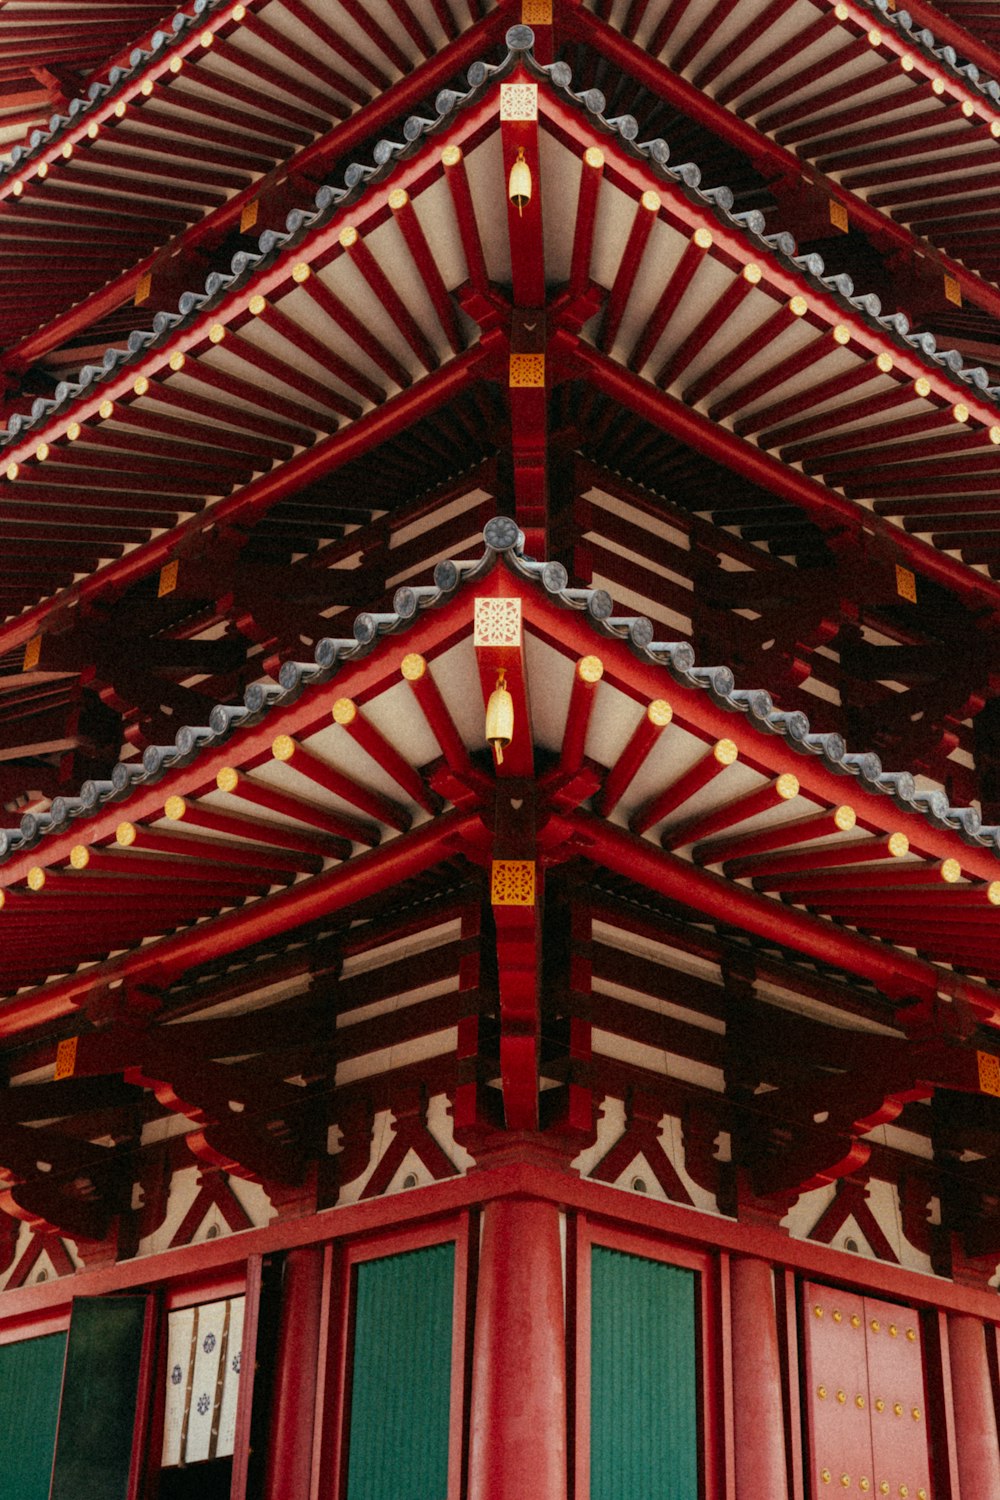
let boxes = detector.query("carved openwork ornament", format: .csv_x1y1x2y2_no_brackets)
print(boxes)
158,558,180,598
500,81,538,121
977,1049,1000,1098
895,564,917,603
491,859,536,906
474,596,522,648
54,1036,78,1080
509,352,545,387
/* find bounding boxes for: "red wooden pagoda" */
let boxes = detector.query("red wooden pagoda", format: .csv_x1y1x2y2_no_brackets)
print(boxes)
3,0,1000,1496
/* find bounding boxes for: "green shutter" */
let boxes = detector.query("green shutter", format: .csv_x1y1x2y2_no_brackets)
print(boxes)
346,1242,455,1500
50,1296,148,1500
590,1246,699,1500
0,1332,66,1500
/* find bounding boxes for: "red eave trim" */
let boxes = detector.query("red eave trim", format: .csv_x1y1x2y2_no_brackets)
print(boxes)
564,337,1000,621
562,4,1000,326
878,0,1000,90
564,809,1000,1013
0,807,482,1038
520,585,1000,882
0,1,514,375
0,342,492,660
2,1161,999,1326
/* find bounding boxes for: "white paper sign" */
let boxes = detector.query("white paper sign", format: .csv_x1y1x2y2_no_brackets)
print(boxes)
216,1296,244,1459
161,1307,195,1468
184,1300,226,1463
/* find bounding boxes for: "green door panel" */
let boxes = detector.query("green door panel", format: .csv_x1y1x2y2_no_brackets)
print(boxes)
590,1246,699,1500
0,1331,67,1500
50,1296,148,1500
346,1242,455,1500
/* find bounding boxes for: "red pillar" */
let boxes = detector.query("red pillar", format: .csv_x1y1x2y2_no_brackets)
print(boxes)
264,1246,324,1499
947,1314,1000,1497
468,1197,567,1500
729,1256,789,1499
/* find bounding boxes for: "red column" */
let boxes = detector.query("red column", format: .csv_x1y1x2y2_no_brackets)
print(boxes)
264,1246,324,1499
468,1197,567,1500
947,1314,1000,1496
730,1256,789,1499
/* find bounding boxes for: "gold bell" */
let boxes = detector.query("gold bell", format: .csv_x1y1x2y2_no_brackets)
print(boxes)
486,668,514,765
508,146,531,215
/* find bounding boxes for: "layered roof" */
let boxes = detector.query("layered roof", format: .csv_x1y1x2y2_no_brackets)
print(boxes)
0,36,999,619
1,0,1000,1273
0,0,507,351
0,18,999,838
3,520,1000,1016
0,2,180,153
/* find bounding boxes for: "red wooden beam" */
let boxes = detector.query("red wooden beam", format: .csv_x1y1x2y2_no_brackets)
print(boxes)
708,324,852,424
565,812,998,1011
0,4,513,375
693,803,857,866
683,295,808,408
561,6,1000,328
443,143,491,300
502,71,545,309
559,338,1000,617
473,596,534,780
693,0,800,90
402,650,481,785
724,831,909,882
330,697,440,815
0,807,481,1037
0,345,489,661
661,771,801,852
290,260,412,389
569,144,604,299
558,655,604,777
270,736,410,832
594,698,674,817
656,263,762,389
389,187,463,357
752,858,963,896
628,737,736,837
629,226,715,373
338,224,439,373
759,373,932,451
162,792,351,860
215,765,380,847
600,189,661,353
249,297,384,405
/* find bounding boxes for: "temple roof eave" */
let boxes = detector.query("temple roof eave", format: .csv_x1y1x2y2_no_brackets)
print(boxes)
2,519,1000,1034
3,36,1000,646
